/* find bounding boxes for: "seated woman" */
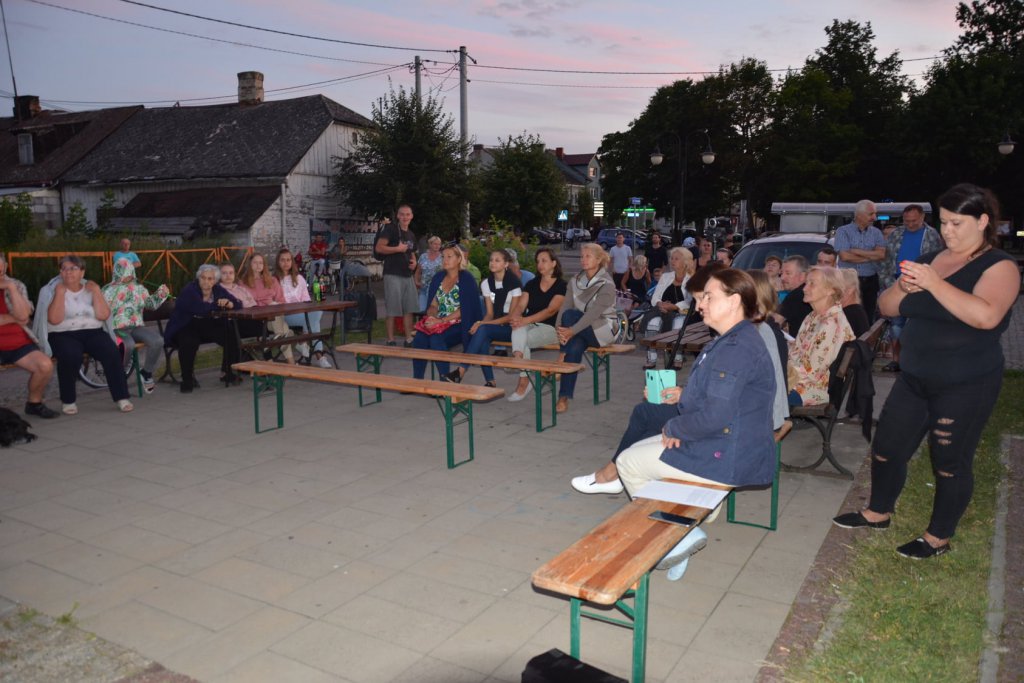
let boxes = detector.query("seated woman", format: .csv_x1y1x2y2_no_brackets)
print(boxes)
102,258,170,394
0,253,57,419
446,248,523,386
787,266,855,407
570,265,737,494
275,248,330,368
44,255,133,414
507,248,567,402
748,270,791,436
236,253,294,362
620,254,652,309
163,264,242,393
838,268,870,337
411,244,482,380
641,247,695,369
555,243,619,414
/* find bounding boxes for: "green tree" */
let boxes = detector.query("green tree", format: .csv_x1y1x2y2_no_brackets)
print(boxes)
0,193,34,250
60,201,94,237
96,189,119,232
951,0,1024,56
576,186,594,227
478,133,564,232
331,86,471,240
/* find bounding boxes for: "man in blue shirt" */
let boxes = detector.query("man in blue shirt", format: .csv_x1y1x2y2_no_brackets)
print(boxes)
112,238,141,270
834,199,885,318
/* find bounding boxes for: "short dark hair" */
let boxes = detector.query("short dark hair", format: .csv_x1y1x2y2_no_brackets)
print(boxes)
709,268,758,319
534,247,563,279
937,183,1001,254
818,245,836,257
783,255,810,272
686,261,726,293
903,204,925,216
59,254,85,271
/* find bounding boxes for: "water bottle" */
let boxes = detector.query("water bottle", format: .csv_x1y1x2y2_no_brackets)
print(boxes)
312,280,321,302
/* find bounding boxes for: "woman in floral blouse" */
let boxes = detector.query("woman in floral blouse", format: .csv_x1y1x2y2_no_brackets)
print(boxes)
787,266,854,406
102,257,170,393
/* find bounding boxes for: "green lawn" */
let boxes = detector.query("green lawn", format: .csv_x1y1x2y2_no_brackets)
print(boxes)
788,371,1024,682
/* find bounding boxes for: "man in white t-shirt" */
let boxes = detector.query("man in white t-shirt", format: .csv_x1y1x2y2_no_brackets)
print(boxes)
608,233,632,288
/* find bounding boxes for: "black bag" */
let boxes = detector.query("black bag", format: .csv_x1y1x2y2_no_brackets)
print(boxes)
0,407,36,447
522,649,626,683
344,289,377,331
372,221,394,261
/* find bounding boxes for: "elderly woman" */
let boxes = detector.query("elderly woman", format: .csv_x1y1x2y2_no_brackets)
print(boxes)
507,248,567,402
411,244,482,380
163,264,241,393
834,183,1018,559
641,247,695,369
838,268,870,337
102,258,170,394
415,235,444,313
43,255,132,414
787,266,855,407
0,254,57,419
555,242,618,414
446,248,522,386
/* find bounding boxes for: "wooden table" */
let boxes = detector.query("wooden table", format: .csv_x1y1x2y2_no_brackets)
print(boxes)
220,300,355,366
640,321,713,367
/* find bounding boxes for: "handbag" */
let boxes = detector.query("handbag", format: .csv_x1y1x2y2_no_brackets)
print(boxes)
414,318,456,335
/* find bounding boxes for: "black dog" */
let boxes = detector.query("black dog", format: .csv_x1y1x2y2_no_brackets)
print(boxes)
0,407,37,447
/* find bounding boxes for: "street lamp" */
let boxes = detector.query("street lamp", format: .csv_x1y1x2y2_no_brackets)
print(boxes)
650,129,715,245
998,131,1016,155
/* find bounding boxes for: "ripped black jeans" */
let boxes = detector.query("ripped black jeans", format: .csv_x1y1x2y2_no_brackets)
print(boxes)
869,367,1002,540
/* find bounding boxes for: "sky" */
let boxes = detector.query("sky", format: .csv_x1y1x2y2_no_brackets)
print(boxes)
2,0,966,152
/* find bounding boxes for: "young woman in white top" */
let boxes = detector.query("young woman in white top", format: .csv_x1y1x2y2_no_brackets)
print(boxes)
275,248,330,368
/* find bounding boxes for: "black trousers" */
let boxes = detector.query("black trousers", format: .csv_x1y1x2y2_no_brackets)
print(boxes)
172,317,239,385
859,274,880,320
49,328,129,404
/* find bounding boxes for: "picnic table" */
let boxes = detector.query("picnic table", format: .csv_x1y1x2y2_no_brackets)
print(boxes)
219,299,354,367
640,321,714,367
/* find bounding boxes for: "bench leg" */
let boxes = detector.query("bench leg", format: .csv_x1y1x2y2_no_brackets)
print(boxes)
354,354,383,406
781,416,853,479
132,348,143,398
531,371,558,433
586,351,612,405
727,443,781,531
571,572,650,683
435,397,474,469
251,374,284,434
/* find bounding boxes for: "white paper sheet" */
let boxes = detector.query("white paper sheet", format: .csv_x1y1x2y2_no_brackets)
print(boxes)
634,481,730,510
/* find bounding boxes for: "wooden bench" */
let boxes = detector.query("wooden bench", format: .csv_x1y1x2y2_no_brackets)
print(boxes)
784,318,889,479
490,341,635,405
532,483,731,682
335,343,582,432
640,321,714,367
231,360,503,469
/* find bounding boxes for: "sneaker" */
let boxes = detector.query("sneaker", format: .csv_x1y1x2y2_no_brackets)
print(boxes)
832,510,891,530
316,355,332,369
25,402,59,419
116,399,134,413
385,340,397,347
896,537,950,559
443,370,463,384
140,370,155,394
61,403,78,415
570,473,624,495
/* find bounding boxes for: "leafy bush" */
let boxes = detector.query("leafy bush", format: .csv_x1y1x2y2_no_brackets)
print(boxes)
464,219,536,277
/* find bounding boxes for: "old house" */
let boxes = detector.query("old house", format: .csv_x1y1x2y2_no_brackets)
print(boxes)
61,72,374,250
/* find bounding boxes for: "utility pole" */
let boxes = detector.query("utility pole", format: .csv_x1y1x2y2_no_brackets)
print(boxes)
459,46,470,236
414,55,421,110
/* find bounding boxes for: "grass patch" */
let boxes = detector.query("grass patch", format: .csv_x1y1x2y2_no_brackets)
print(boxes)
788,371,1024,682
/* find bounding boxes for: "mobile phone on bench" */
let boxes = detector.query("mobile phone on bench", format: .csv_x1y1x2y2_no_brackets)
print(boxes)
648,510,697,527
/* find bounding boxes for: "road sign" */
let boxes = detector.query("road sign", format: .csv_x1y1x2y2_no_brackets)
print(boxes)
558,210,568,221
630,197,642,206
594,201,604,218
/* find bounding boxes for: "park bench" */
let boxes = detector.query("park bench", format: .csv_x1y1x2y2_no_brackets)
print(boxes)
784,318,888,478
490,340,636,405
532,482,731,682
335,343,582,432
231,360,503,469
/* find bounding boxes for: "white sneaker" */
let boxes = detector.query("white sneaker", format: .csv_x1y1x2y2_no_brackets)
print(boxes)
570,473,624,495
61,403,78,415
644,351,658,368
316,356,332,368
116,399,134,413
296,343,310,358
507,383,532,402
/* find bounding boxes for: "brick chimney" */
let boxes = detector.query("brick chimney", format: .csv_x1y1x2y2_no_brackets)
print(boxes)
237,72,264,106
13,95,40,120
555,147,564,159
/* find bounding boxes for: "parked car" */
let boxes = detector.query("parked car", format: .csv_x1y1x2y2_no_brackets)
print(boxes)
530,227,561,244
596,228,646,250
731,232,834,270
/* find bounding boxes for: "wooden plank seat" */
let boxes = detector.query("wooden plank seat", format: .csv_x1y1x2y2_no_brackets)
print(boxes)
532,482,732,682
640,321,713,368
489,341,635,405
231,360,503,469
336,343,583,432
784,318,889,479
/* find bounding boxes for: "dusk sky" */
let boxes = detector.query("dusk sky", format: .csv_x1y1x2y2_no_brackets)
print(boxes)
3,0,965,152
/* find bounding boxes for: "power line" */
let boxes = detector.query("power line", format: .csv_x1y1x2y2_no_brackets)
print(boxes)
26,0,406,68
115,0,454,53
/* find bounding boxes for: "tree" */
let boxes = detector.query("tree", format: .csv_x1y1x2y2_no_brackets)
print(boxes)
60,201,94,237
951,0,1024,56
576,186,594,227
0,193,33,250
478,133,564,232
96,189,119,232
332,86,471,240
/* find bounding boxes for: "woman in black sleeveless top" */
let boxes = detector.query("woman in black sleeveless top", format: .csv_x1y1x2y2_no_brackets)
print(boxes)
833,184,1018,559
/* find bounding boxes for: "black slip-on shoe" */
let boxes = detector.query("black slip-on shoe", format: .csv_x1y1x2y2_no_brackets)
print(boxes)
833,510,891,530
897,537,950,559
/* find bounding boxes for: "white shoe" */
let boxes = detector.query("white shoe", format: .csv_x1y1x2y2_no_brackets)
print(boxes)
296,343,310,358
316,355,332,368
116,399,134,413
507,383,532,402
571,473,624,495
658,527,708,581
61,403,78,415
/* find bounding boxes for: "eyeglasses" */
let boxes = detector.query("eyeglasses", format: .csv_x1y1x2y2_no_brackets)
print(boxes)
60,265,81,272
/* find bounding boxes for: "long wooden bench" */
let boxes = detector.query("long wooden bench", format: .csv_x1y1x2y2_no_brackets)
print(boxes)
532,482,731,682
336,343,582,432
784,317,889,478
231,360,503,469
640,321,713,367
490,341,635,405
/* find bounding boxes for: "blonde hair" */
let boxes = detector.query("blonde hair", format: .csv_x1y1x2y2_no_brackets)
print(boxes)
580,242,610,270
631,254,648,271
809,266,846,305
443,244,466,271
746,269,777,322
669,247,695,276
840,268,861,304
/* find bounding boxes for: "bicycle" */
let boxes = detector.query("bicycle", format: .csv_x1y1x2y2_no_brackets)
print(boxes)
77,338,138,389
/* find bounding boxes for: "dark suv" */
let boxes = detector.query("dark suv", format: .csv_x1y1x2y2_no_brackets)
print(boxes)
596,228,646,250
731,232,834,270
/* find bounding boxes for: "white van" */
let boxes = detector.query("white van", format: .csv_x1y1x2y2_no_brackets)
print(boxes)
770,202,933,233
